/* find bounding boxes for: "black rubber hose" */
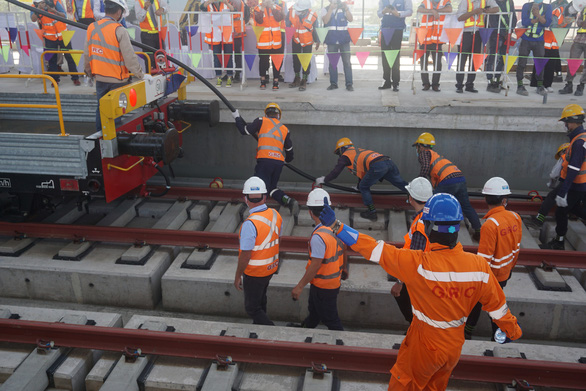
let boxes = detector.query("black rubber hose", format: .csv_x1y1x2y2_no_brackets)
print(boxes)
149,164,170,197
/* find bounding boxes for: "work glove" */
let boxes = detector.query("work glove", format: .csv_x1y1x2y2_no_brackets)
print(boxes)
315,176,325,186
319,197,336,227
555,195,568,208
143,74,154,84
494,324,522,344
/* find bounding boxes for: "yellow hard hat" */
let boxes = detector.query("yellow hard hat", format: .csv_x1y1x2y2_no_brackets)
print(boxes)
412,132,435,147
334,137,353,153
559,104,585,122
265,102,281,119
555,143,570,160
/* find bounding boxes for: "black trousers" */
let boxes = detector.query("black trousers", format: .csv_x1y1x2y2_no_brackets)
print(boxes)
485,30,507,80
291,41,312,76
243,273,274,325
254,158,288,206
302,284,343,330
456,31,482,88
531,48,559,88
420,43,442,87
141,31,165,70
381,28,403,87
555,189,586,236
258,46,283,81
393,283,413,324
233,36,243,77
466,279,508,338
45,38,79,82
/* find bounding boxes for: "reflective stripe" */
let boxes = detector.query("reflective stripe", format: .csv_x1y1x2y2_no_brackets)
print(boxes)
315,228,344,264
487,217,499,227
417,265,490,283
315,271,341,280
568,164,581,171
464,0,485,28
369,240,385,264
528,5,545,38
249,210,280,251
87,56,125,66
248,253,279,266
488,303,509,320
413,308,467,329
490,257,516,269
478,252,492,259
327,25,348,30
435,162,457,179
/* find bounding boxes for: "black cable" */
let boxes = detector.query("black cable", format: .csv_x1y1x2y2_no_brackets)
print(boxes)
149,164,170,197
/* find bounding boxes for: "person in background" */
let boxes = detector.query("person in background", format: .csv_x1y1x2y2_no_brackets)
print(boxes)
135,0,168,69
287,0,319,91
202,0,236,87
485,0,516,93
321,0,354,91
254,0,284,90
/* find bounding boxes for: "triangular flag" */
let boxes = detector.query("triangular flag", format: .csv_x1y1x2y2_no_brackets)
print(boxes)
189,25,198,37
534,58,549,77
413,49,424,63
21,45,29,56
416,27,428,46
567,59,583,76
222,26,232,43
478,28,493,46
34,28,44,42
444,28,462,48
216,53,232,67
444,52,458,70
44,51,54,62
356,51,369,68
8,27,17,43
61,30,75,46
297,53,312,71
381,28,395,46
384,50,399,68
551,28,569,47
285,26,295,43
316,27,329,43
126,27,136,40
347,28,363,45
1,46,9,63
327,52,340,68
252,26,264,42
514,28,527,38
159,27,168,42
473,53,487,71
271,53,283,71
188,53,202,67
504,55,518,73
70,52,82,66
244,54,256,70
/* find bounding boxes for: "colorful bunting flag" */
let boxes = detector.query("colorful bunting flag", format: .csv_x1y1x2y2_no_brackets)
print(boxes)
567,58,583,76
327,52,341,68
384,50,399,68
413,49,424,63
21,45,30,57
347,27,363,45
444,52,458,70
44,51,54,62
381,28,395,46
551,28,569,47
416,27,428,46
285,26,295,43
245,54,256,70
126,28,136,40
1,46,9,63
355,51,369,68
478,28,494,46
316,27,329,43
61,30,75,47
473,53,487,71
8,27,17,43
222,26,232,43
253,26,264,42
297,53,312,71
216,53,232,68
188,26,199,37
34,28,44,42
70,52,82,66
189,53,202,67
444,28,462,48
504,55,518,73
271,53,283,71
514,28,527,38
160,27,168,42
534,58,549,77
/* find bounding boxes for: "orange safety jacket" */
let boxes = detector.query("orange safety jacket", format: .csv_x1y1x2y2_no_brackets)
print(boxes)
242,208,282,277
552,5,569,28
87,18,130,81
38,13,67,41
429,150,462,187
233,0,247,38
560,133,586,184
254,5,282,49
544,30,559,49
256,117,289,161
308,226,345,289
137,0,163,33
204,2,233,45
73,0,94,20
464,0,485,29
420,0,449,44
477,206,522,282
342,147,384,180
289,8,317,46
403,210,431,252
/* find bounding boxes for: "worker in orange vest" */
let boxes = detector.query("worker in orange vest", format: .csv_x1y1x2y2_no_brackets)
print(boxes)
235,176,283,325
135,0,167,69
319,193,522,390
485,0,516,93
73,0,96,24
287,0,319,91
464,177,522,340
202,0,236,87
254,0,284,90
31,0,81,87
231,0,249,82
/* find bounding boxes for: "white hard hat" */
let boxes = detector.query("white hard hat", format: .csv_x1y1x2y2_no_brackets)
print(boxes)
482,177,511,196
243,176,267,195
105,0,128,13
294,0,312,11
570,0,586,13
307,188,331,206
405,177,433,203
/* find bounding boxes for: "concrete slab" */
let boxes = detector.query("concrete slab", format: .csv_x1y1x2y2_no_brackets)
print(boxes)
566,220,586,252
142,356,207,391
120,245,153,263
353,210,386,230
0,309,11,319
189,201,212,221
179,219,207,232
210,203,245,233
533,268,568,289
208,203,227,223
539,222,556,246
152,201,193,230
301,369,333,391
492,346,522,359
96,199,142,227
200,362,239,391
57,241,92,259
335,208,351,226
137,201,174,219
0,238,34,255
85,352,119,391
185,249,215,269
279,206,295,237
519,220,541,249
387,211,407,243
296,206,315,227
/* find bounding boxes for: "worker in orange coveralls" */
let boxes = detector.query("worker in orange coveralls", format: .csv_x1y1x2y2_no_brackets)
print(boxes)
318,193,522,390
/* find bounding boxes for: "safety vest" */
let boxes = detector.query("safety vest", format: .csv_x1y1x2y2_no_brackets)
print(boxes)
525,4,545,38
254,5,282,49
560,133,586,184
256,117,289,161
342,147,384,179
429,150,462,187
74,0,94,20
242,208,282,277
38,12,67,41
233,0,247,38
289,8,317,46
137,0,163,33
552,5,568,28
308,227,345,289
496,0,512,30
403,211,431,252
544,30,558,49
464,0,485,29
204,2,233,45
477,206,522,282
87,18,130,81
324,8,350,45
578,9,586,34
420,0,449,44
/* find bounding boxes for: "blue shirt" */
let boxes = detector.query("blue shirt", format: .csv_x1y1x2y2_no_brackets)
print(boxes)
378,0,413,29
521,2,552,41
321,7,351,45
309,224,327,259
239,204,268,251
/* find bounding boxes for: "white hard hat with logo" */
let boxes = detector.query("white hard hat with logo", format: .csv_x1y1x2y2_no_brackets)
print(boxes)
294,0,312,11
405,177,433,203
105,0,129,14
482,177,511,196
243,176,267,195
307,188,331,206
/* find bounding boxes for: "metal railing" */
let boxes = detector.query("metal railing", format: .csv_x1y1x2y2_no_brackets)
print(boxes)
0,11,34,74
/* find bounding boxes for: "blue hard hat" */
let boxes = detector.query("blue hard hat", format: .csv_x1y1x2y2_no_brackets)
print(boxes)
421,193,464,222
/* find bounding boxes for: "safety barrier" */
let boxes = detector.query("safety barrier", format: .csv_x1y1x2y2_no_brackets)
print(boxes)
0,11,34,74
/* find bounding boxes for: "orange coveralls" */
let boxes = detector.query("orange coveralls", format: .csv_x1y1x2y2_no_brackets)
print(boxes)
348,230,522,390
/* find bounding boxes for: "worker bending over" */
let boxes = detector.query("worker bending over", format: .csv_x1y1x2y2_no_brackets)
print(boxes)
465,177,522,340
319,193,522,390
316,138,408,221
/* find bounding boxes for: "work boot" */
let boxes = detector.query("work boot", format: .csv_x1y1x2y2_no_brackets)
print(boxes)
216,77,222,87
487,81,500,93
288,198,300,216
575,83,584,96
536,86,547,96
299,78,307,91
525,215,544,229
289,75,300,88
546,237,565,250
359,210,377,221
559,82,573,94
422,84,431,91
516,85,529,96
225,76,233,88
272,79,279,90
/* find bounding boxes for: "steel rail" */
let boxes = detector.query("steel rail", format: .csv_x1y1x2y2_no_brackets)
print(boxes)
0,319,584,389
0,222,584,268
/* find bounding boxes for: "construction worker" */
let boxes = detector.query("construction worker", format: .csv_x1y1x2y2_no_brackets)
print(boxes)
546,104,586,250
235,176,282,325
84,0,144,131
202,0,236,87
485,0,516,93
392,177,433,325
254,0,284,90
316,138,408,221
135,0,168,69
233,103,300,216
291,188,347,330
417,0,452,92
321,0,354,91
318,193,522,390
559,1,586,96
287,0,319,91
464,177,522,340
378,0,413,92
231,0,249,83
73,0,96,24
31,0,82,87
455,0,498,93
412,132,482,240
